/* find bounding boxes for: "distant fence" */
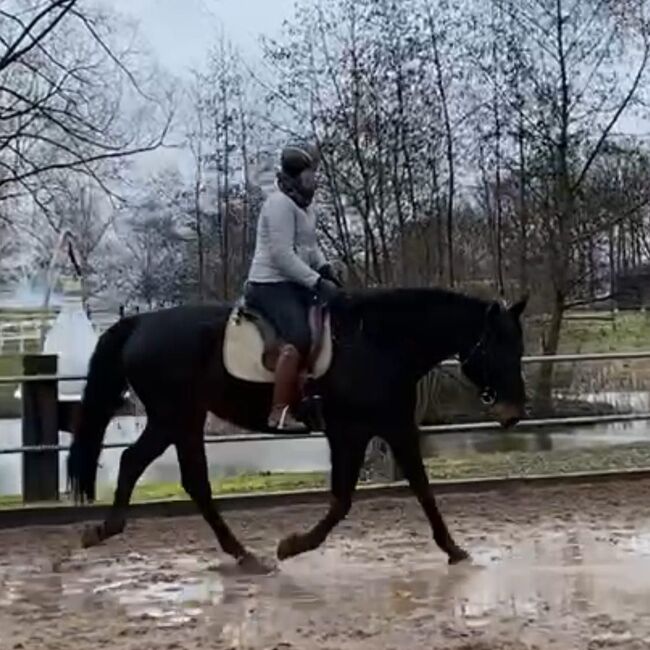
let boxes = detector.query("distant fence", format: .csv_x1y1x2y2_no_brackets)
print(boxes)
0,312,117,354
0,319,53,353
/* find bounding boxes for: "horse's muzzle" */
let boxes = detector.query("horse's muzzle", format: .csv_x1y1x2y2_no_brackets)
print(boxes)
491,402,524,429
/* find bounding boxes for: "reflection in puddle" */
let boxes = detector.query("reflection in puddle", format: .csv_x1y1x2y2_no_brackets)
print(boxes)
117,576,225,609
4,524,650,642
77,554,229,624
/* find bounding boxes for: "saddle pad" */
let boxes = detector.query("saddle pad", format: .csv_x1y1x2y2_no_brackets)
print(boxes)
223,308,333,383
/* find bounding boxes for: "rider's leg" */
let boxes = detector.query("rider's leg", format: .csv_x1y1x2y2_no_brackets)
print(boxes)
246,282,312,431
268,343,306,430
267,284,312,431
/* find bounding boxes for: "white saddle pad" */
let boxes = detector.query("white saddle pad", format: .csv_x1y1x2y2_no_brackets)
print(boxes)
223,308,333,383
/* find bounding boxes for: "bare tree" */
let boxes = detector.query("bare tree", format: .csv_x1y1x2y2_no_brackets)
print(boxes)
0,0,175,216
186,72,209,301
481,0,650,405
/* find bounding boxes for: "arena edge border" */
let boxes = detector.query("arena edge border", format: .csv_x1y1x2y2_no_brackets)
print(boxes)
2,467,650,530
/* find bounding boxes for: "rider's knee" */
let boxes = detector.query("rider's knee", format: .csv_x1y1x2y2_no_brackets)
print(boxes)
284,330,311,357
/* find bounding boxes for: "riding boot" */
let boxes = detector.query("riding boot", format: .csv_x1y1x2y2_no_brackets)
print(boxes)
268,344,308,431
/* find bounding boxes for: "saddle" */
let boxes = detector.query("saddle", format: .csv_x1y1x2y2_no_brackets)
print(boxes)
223,298,333,383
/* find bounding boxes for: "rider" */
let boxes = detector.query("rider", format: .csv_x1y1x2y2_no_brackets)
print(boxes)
245,140,341,431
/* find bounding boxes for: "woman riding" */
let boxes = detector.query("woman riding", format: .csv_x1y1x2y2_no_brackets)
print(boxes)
245,141,341,431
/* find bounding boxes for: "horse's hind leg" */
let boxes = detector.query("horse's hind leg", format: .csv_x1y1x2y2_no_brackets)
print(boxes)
81,422,171,548
175,434,272,573
277,429,368,561
387,428,469,564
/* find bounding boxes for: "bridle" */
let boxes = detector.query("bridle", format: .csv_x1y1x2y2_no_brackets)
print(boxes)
458,322,497,407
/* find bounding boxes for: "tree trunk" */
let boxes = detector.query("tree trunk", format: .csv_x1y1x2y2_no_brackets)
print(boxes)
517,123,528,295
239,102,250,274
492,28,505,298
194,177,205,302
534,291,565,412
426,5,455,287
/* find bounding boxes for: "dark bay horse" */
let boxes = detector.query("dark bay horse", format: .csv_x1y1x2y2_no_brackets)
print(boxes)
68,287,527,570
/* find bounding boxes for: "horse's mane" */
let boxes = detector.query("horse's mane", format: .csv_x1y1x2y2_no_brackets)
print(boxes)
341,287,487,310
333,287,489,339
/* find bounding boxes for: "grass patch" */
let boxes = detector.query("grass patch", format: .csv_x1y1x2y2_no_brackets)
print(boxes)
0,471,328,509
557,313,650,353
117,471,328,503
0,355,20,375
518,312,650,355
4,445,650,510
0,494,22,508
425,442,650,480
0,354,22,417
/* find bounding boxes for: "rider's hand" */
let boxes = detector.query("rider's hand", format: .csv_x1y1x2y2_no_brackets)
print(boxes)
318,263,342,288
316,277,341,302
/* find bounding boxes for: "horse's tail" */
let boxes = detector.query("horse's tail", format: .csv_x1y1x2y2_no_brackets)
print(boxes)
67,316,138,504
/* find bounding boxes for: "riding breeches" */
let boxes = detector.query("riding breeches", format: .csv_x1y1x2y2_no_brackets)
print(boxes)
244,281,314,356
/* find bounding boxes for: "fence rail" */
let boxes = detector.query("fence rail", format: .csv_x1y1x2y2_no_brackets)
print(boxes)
2,411,650,457
1,349,650,386
1,349,650,504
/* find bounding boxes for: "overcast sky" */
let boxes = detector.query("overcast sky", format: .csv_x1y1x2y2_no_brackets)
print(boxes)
101,0,649,179
96,0,301,177
108,0,298,74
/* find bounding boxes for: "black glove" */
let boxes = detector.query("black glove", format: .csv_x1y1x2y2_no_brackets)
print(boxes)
318,263,342,288
316,276,341,303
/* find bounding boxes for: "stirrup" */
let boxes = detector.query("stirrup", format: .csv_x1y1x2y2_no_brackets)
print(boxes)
298,393,325,431
270,406,307,432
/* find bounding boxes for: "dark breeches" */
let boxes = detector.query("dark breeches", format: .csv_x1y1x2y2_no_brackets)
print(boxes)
245,281,314,355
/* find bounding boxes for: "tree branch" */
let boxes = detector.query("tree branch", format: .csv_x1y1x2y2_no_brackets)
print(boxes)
0,1,77,73
572,34,650,192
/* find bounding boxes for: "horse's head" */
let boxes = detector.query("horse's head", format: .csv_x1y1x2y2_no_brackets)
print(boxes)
459,297,528,429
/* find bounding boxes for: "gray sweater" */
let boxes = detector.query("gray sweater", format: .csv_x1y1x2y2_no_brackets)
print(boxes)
247,190,327,288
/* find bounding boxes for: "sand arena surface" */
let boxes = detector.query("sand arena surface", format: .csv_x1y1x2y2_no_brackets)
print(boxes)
3,480,650,649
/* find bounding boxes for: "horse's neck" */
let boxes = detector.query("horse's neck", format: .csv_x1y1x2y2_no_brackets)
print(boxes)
344,289,486,379
410,294,487,378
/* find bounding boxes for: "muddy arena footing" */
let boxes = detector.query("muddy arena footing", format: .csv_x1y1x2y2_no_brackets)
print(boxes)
3,478,650,649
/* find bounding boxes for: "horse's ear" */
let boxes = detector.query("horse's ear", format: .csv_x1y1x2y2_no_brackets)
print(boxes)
508,294,529,320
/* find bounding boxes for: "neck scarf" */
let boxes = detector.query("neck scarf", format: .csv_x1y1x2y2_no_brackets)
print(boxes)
277,171,314,209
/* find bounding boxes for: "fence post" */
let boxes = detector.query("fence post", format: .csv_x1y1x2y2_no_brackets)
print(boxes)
21,354,60,503
363,438,402,482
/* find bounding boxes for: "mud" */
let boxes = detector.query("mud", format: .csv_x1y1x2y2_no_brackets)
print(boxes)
3,480,650,649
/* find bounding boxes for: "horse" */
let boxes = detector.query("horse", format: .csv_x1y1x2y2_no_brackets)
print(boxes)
67,287,527,572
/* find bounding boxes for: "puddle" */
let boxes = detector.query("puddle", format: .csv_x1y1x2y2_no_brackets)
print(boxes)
256,526,650,630
5,490,650,648
117,576,225,609
5,530,650,627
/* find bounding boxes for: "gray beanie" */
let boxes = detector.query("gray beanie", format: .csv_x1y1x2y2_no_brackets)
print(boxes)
280,141,320,177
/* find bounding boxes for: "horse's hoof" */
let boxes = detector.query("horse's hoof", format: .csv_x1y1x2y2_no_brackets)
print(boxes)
277,534,301,561
80,524,103,549
448,548,471,565
237,552,276,575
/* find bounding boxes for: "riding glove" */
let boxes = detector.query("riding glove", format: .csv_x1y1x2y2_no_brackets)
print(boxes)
316,277,341,303
317,263,342,288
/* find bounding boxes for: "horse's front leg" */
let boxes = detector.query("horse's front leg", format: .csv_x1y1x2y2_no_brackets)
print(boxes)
387,428,470,564
277,429,368,561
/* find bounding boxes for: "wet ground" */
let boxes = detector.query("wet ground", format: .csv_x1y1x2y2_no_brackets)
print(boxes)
3,480,650,649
